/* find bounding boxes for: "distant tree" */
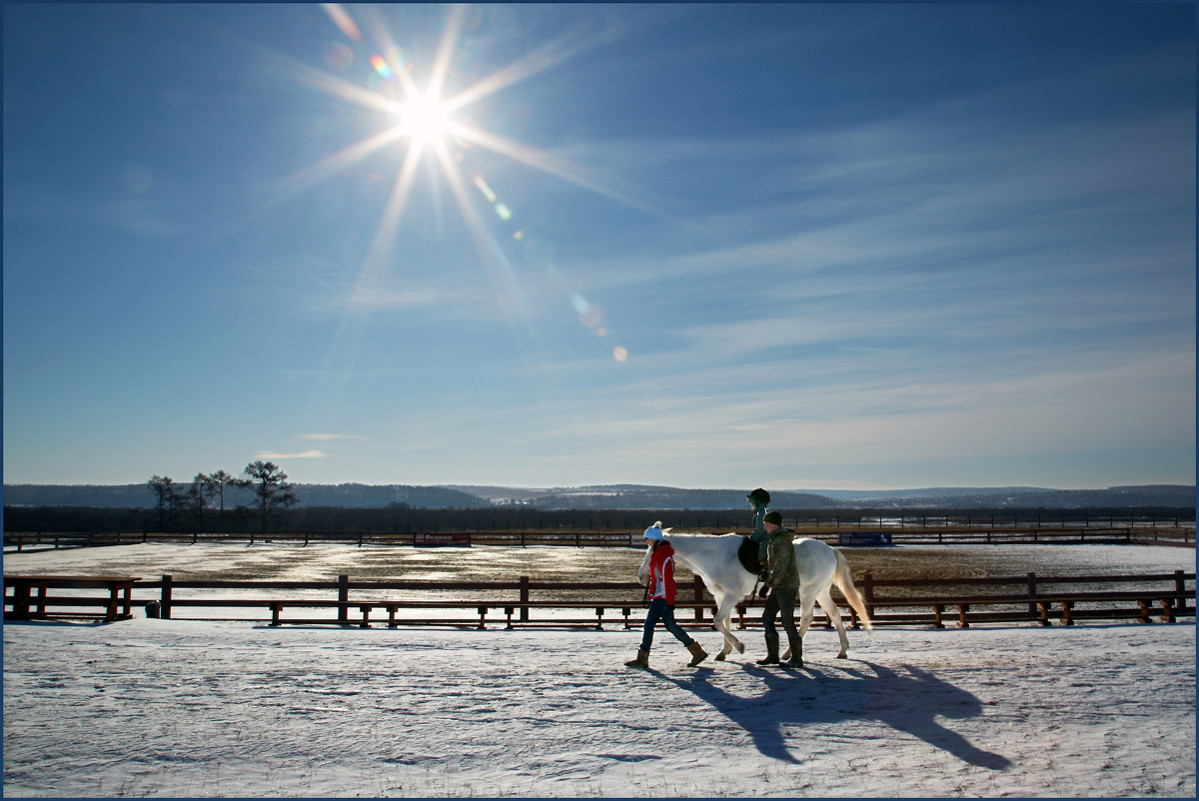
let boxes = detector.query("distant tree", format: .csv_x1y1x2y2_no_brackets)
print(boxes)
187,473,218,525
241,461,298,533
146,475,179,530
206,469,241,513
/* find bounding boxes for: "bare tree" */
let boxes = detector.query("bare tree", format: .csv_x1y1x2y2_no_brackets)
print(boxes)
241,461,298,535
207,469,241,513
187,473,218,525
146,475,179,530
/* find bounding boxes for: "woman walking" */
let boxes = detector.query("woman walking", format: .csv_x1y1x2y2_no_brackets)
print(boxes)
625,525,708,669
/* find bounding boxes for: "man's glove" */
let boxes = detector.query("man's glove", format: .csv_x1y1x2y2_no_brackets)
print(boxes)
758,583,771,599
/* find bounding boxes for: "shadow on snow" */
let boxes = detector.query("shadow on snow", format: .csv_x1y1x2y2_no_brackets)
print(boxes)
650,660,1012,770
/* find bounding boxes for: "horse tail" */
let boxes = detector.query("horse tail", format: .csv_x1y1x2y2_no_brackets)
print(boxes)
832,550,874,632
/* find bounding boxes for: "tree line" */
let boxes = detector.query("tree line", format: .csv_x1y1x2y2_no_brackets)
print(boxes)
5,499,1193,540
146,461,297,533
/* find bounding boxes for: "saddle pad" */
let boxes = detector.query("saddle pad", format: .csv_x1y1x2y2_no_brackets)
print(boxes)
737,536,761,574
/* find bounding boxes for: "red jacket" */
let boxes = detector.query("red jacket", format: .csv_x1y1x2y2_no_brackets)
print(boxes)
647,542,678,604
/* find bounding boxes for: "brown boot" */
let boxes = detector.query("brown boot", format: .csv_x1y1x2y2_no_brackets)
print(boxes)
625,649,649,669
686,641,708,667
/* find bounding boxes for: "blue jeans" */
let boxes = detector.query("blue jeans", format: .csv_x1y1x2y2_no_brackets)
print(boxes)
640,598,694,652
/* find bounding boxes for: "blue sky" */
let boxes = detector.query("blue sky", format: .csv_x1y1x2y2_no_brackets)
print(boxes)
3,3,1195,491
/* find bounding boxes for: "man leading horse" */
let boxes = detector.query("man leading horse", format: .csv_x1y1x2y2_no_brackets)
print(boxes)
756,511,803,668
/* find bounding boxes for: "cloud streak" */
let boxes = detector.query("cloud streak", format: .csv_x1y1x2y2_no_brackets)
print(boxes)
256,450,328,461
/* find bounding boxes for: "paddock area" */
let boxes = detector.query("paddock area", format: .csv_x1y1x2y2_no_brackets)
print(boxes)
3,541,1195,797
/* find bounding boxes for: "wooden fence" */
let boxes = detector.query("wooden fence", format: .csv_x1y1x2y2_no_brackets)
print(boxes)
4,575,140,623
7,570,1192,631
4,525,1194,551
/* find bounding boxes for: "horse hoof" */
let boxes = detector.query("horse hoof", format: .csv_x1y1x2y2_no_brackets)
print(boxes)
836,653,848,659
714,652,727,661
736,643,745,654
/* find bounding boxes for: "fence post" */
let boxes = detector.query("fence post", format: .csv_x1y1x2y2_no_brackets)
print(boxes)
161,574,173,620
1026,572,1038,621
862,572,874,621
338,575,349,625
520,576,530,622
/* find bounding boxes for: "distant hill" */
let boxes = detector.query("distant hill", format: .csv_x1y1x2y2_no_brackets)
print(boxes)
814,485,1196,509
3,482,1193,511
444,485,836,510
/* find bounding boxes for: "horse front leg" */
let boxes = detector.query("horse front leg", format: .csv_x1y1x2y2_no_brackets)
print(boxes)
711,595,744,661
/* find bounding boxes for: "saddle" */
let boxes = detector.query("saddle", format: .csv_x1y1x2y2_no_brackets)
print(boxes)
737,536,762,575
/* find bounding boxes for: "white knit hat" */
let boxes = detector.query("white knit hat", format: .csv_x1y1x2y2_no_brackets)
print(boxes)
643,526,665,541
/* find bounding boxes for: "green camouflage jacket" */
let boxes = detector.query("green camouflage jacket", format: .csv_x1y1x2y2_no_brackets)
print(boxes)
765,528,799,591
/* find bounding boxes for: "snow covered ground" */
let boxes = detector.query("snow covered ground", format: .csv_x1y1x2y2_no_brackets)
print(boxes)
3,544,1195,797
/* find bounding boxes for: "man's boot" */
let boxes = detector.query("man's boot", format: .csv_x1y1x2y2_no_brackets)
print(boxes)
783,634,803,668
756,633,780,665
625,649,649,669
686,640,708,667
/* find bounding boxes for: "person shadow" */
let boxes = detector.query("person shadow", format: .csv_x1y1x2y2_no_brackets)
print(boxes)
650,660,1012,770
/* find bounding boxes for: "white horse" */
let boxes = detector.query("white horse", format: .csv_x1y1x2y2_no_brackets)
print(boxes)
637,527,873,661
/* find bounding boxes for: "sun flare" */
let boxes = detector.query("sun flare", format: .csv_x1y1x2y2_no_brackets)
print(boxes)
270,4,651,364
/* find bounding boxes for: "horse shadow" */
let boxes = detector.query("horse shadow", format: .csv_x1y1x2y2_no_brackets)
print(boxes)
650,660,1012,770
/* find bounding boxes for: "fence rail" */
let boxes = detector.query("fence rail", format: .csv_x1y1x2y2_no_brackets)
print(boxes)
4,525,1195,552
6,570,1192,631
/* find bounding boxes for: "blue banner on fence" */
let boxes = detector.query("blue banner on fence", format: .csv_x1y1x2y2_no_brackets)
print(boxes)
414,532,472,547
838,531,893,547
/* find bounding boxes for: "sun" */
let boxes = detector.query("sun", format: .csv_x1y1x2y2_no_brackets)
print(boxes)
393,87,456,154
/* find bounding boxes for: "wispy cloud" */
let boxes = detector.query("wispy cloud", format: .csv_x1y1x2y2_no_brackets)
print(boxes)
256,450,328,460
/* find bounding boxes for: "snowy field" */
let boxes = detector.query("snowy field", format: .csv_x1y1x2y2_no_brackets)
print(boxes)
3,544,1196,797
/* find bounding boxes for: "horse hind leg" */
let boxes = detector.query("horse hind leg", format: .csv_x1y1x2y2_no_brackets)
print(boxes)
814,590,851,658
782,590,820,662
797,590,819,637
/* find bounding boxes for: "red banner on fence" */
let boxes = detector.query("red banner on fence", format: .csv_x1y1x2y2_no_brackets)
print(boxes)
414,532,472,547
